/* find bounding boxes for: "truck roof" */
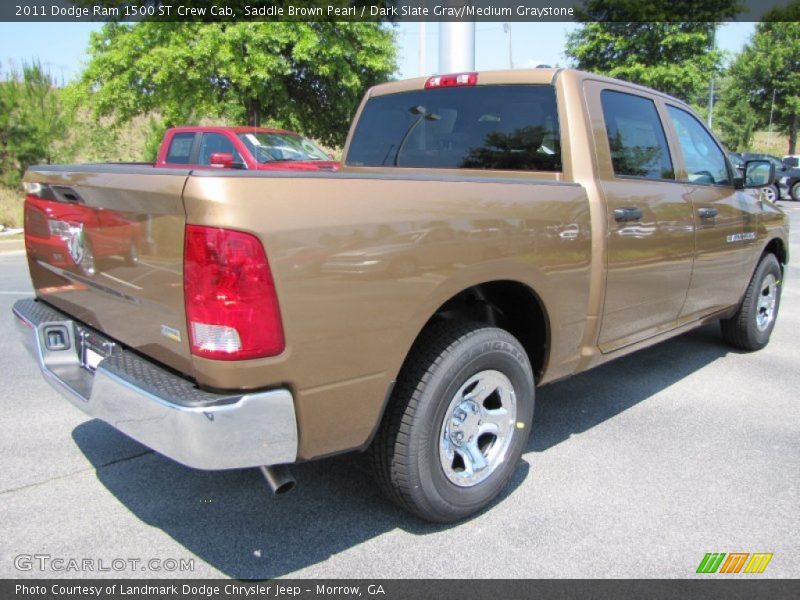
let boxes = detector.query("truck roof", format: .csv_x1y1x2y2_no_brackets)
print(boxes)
366,68,689,109
167,125,298,135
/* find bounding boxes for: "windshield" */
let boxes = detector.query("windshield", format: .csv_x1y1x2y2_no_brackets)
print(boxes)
237,132,330,163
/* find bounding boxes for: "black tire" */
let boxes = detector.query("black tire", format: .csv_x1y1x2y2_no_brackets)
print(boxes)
720,253,782,351
369,321,535,522
790,181,800,202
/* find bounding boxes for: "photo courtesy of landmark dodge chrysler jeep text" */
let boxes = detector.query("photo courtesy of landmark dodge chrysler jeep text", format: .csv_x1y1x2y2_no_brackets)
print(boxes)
13,69,788,522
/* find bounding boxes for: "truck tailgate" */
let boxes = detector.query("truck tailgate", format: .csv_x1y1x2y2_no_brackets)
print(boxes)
23,165,193,377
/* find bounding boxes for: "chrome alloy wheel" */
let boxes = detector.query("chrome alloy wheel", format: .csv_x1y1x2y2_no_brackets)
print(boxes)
756,273,778,332
439,369,517,487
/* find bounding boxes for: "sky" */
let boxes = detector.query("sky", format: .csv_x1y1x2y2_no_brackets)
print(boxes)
0,21,757,84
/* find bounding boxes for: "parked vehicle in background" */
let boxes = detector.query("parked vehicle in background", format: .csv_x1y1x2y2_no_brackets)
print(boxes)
14,69,788,523
777,162,800,201
24,187,141,277
742,153,785,201
156,126,339,171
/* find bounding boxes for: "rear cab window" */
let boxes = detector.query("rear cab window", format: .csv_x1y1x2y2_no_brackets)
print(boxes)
165,132,196,164
346,85,561,172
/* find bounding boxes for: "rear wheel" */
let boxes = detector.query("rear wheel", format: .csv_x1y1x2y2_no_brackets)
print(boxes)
791,181,800,202
370,321,535,522
720,253,782,351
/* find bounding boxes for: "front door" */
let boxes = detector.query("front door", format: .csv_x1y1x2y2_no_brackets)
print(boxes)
587,83,696,352
662,105,757,318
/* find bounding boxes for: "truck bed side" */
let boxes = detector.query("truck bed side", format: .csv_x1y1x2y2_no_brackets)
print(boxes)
23,165,591,459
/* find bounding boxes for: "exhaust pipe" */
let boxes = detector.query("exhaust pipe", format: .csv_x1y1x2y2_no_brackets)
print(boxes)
259,465,296,495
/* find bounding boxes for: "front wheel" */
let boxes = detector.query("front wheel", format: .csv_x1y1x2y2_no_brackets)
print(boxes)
762,184,780,203
720,253,782,351
370,322,535,522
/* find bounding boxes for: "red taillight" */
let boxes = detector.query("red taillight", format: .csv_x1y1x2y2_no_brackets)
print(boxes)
184,225,284,360
424,72,478,89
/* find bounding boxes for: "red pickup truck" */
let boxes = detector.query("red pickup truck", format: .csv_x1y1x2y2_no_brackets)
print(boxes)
155,126,340,171
23,125,338,277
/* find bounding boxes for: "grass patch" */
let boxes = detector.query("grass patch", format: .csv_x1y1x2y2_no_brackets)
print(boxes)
0,184,23,230
751,131,791,157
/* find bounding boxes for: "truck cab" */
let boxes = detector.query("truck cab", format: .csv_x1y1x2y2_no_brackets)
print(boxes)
155,126,339,171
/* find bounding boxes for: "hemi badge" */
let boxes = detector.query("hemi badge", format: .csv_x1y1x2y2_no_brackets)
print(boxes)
161,325,182,343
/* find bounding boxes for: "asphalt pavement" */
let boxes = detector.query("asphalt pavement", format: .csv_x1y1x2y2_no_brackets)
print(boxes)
1,203,799,579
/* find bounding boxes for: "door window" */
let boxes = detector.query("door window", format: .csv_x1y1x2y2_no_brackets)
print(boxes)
165,133,195,164
198,133,239,165
600,90,674,180
666,106,731,186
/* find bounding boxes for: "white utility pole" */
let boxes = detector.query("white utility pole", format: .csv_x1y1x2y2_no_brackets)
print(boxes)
768,88,777,148
439,22,476,72
707,26,716,128
503,23,514,69
419,22,426,76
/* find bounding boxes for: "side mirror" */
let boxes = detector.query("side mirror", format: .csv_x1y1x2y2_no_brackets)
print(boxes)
743,160,775,188
209,152,235,168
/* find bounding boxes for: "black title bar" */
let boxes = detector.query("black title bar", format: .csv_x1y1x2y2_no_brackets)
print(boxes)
1,1,795,23
5,579,800,600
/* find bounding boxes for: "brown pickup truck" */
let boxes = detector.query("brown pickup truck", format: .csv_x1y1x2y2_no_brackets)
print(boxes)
13,69,788,522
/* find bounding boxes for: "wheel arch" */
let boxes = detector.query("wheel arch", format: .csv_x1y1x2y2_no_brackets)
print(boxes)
417,280,551,382
763,237,787,271
388,277,551,395
360,272,554,453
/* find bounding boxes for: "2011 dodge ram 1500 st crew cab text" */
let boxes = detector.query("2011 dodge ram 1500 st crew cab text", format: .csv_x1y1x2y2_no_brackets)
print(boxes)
13,69,788,522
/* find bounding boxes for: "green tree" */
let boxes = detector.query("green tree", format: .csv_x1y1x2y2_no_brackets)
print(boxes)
713,67,760,151
79,22,396,148
0,61,75,187
0,73,24,186
723,4,800,154
17,61,76,166
565,1,740,105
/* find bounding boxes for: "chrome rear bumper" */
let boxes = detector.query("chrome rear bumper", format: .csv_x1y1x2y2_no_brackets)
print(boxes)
12,298,297,470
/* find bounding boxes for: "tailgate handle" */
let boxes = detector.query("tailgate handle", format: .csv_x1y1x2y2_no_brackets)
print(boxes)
51,186,83,203
698,207,718,219
613,207,642,222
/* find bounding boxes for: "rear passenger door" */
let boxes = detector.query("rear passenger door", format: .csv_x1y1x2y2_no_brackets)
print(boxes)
586,83,696,352
663,105,756,318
